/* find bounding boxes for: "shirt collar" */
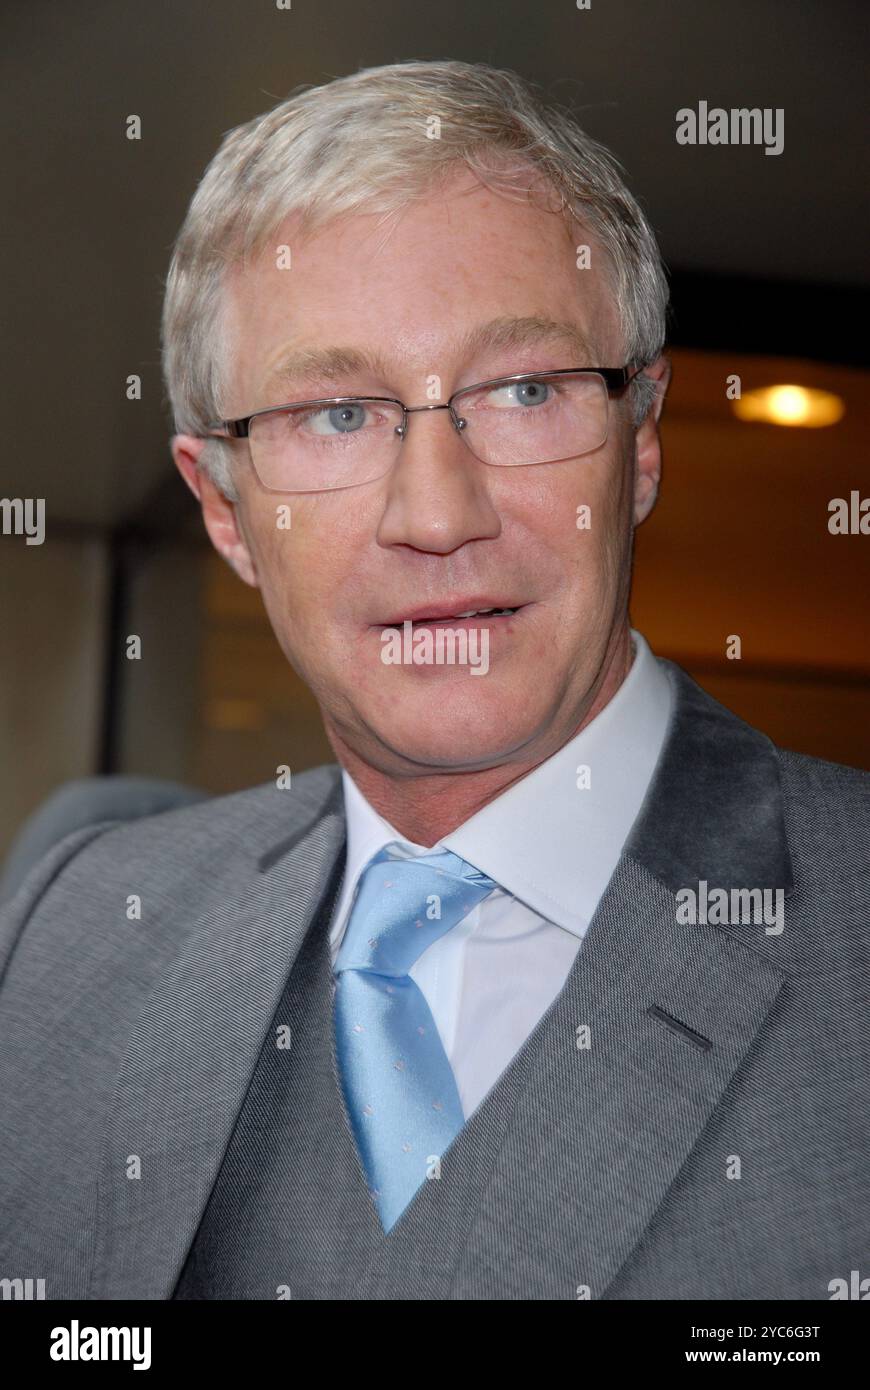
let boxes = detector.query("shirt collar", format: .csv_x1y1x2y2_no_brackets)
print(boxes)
330,629,674,946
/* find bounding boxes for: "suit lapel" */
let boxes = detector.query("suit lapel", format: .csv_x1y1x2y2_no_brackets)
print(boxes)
449,662,795,1298
450,853,787,1297
90,781,346,1299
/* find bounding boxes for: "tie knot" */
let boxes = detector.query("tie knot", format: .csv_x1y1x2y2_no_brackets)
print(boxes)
334,847,495,977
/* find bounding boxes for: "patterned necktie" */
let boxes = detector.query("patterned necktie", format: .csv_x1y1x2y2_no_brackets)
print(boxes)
333,847,496,1233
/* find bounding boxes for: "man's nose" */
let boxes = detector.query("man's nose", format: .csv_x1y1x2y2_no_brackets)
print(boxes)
375,406,502,553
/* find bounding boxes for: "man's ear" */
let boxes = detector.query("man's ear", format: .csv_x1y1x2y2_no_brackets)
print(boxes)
632,353,671,526
171,434,259,588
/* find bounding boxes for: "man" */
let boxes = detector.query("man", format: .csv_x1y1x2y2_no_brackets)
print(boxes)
1,60,867,1301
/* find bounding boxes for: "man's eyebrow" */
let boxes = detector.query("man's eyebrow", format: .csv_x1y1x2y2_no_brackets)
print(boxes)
457,315,598,365
261,345,391,396
261,316,599,397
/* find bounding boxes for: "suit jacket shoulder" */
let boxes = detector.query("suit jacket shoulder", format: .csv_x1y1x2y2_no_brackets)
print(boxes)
0,761,342,980
776,743,870,885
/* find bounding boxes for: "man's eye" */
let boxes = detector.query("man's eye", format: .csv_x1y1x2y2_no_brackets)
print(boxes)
483,379,554,409
304,402,371,435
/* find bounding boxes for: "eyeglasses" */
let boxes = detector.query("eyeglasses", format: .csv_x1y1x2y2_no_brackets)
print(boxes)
205,365,642,493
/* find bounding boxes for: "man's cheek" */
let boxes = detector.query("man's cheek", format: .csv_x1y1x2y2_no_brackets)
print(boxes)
253,518,306,594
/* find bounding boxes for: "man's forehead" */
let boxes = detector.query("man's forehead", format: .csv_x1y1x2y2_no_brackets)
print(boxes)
258,315,603,396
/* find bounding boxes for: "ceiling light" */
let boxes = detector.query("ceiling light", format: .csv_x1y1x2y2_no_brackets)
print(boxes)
732,384,845,427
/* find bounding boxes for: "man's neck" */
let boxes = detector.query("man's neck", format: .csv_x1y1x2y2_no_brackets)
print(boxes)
327,626,635,847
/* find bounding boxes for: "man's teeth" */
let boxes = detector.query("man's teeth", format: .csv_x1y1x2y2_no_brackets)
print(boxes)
425,607,516,620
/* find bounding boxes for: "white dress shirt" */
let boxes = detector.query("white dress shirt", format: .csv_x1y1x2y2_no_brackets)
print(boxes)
329,629,674,1120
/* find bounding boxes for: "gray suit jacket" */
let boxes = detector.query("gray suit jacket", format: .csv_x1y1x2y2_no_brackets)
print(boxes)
1,660,867,1300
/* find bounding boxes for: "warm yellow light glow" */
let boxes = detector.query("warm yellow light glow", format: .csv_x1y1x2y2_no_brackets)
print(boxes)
732,384,845,427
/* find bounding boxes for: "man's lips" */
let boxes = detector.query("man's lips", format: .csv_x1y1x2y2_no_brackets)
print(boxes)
374,599,528,626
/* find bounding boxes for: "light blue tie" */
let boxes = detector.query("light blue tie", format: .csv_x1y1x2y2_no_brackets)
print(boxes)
333,847,495,1233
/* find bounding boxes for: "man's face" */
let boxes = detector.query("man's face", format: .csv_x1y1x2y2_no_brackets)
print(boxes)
181,168,664,777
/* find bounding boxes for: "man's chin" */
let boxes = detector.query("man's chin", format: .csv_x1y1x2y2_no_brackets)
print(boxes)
358,687,548,773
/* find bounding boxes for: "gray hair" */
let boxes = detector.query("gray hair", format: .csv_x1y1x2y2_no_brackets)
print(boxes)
161,59,669,498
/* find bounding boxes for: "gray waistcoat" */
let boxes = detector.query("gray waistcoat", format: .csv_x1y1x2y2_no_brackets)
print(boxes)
172,856,547,1300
